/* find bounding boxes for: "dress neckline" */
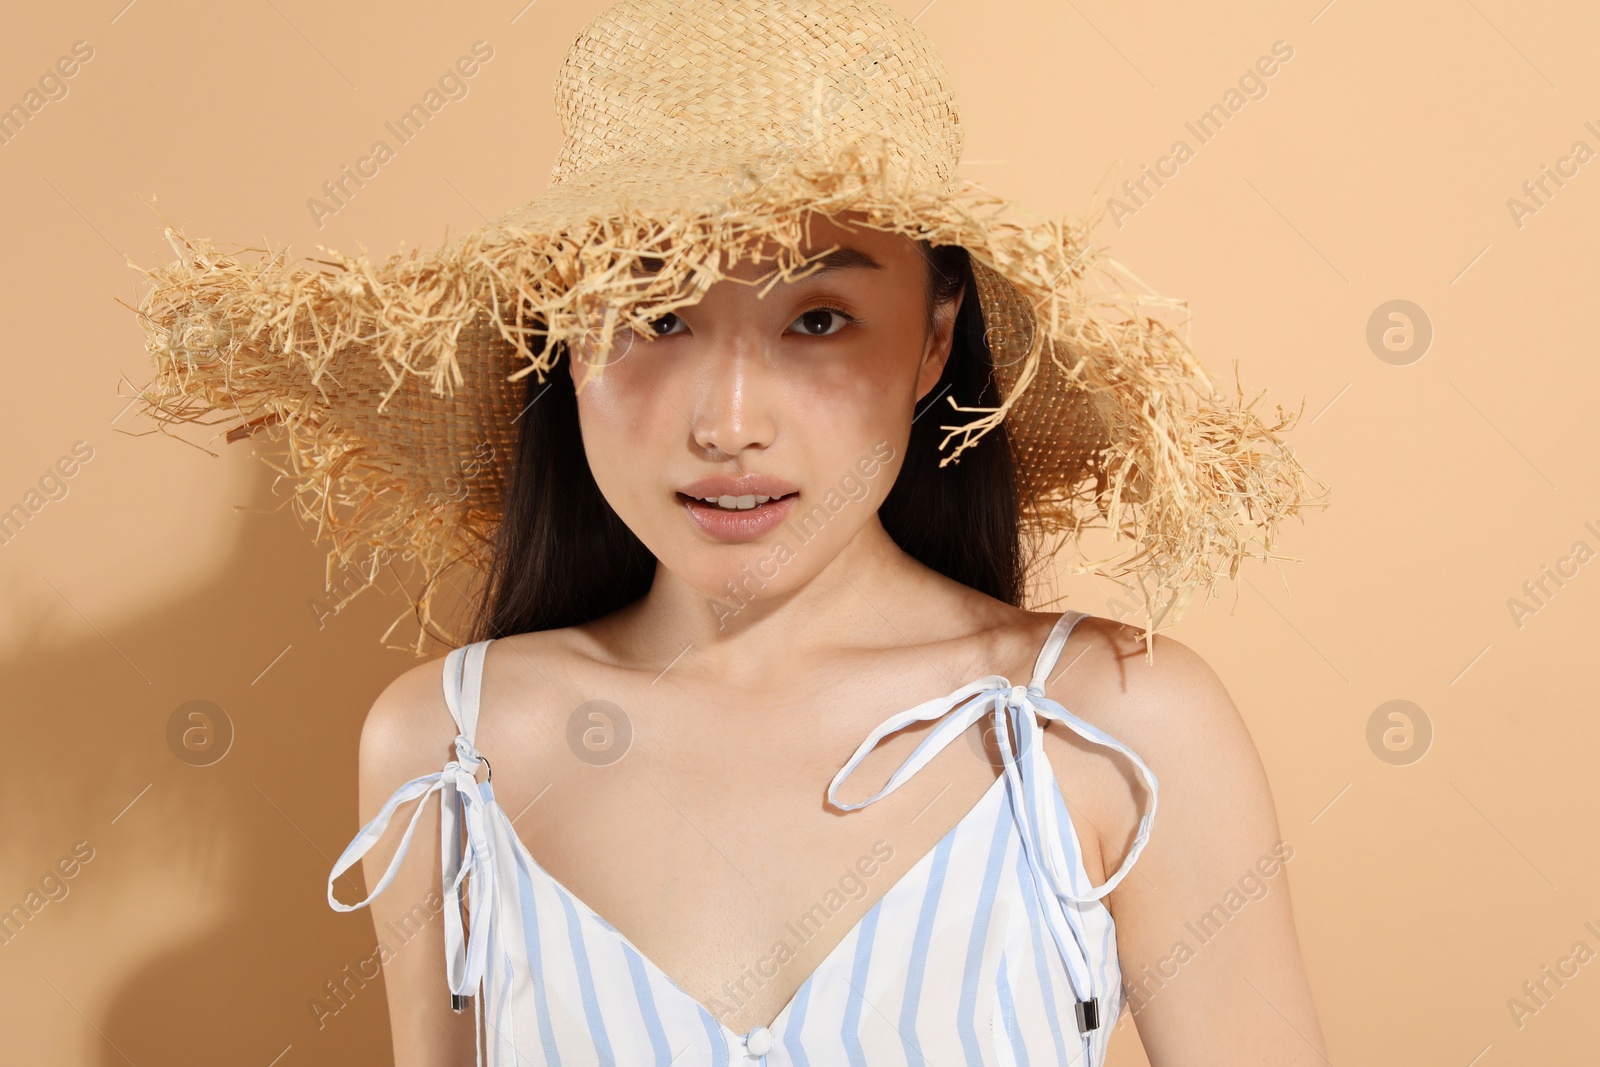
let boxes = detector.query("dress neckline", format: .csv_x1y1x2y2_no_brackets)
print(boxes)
484,760,1015,1042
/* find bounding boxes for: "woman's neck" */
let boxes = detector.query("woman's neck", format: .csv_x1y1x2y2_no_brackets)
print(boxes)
582,516,1005,689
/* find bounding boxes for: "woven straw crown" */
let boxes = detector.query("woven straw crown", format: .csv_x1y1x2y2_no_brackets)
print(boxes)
548,0,960,188
130,0,1318,653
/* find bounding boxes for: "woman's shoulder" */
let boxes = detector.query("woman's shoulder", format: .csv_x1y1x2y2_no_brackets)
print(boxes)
1048,612,1257,773
353,651,462,819
1047,611,1235,714
370,624,596,727
357,627,598,794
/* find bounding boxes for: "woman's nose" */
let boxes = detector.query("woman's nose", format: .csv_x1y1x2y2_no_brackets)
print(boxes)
686,328,778,455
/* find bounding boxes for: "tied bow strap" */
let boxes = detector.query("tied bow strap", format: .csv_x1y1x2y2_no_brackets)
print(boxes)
825,676,1159,1020
824,677,1158,901
327,732,498,1014
997,682,1159,904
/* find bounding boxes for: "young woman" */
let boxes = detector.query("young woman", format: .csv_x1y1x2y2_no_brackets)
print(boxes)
135,1,1325,1063
329,207,1325,1066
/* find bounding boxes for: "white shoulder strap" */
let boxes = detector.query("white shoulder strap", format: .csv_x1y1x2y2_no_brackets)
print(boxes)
1030,609,1090,691
442,640,494,744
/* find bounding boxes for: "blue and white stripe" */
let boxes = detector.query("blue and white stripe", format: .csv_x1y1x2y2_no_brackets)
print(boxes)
329,609,1158,1066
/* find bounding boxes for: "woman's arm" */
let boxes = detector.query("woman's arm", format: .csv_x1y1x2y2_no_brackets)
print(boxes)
1046,619,1329,1066
353,662,479,1066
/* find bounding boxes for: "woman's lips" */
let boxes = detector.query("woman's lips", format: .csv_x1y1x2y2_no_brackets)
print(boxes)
677,491,798,542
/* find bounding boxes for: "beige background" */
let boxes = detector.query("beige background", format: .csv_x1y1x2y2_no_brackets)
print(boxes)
2,0,1596,1063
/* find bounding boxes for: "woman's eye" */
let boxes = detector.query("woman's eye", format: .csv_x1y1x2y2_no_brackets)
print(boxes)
790,308,851,337
647,313,686,336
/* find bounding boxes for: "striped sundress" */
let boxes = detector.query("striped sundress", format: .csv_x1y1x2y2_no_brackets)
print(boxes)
329,608,1158,1066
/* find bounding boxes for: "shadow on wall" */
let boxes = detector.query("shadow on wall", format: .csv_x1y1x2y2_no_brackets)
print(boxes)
0,463,470,1066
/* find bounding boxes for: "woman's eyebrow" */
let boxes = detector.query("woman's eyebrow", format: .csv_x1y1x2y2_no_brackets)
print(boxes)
625,246,884,283
794,246,884,276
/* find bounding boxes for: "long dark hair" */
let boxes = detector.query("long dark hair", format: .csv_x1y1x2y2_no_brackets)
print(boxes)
469,242,1022,642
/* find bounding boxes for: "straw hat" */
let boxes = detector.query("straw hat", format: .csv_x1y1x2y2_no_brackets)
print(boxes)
128,0,1321,653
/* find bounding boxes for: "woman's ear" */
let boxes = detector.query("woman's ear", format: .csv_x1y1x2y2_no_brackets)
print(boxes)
916,281,963,403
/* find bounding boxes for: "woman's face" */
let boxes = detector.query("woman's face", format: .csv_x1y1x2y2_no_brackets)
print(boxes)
569,213,962,614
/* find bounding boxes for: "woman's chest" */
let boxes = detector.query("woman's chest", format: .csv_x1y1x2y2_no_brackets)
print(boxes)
493,716,1018,1030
